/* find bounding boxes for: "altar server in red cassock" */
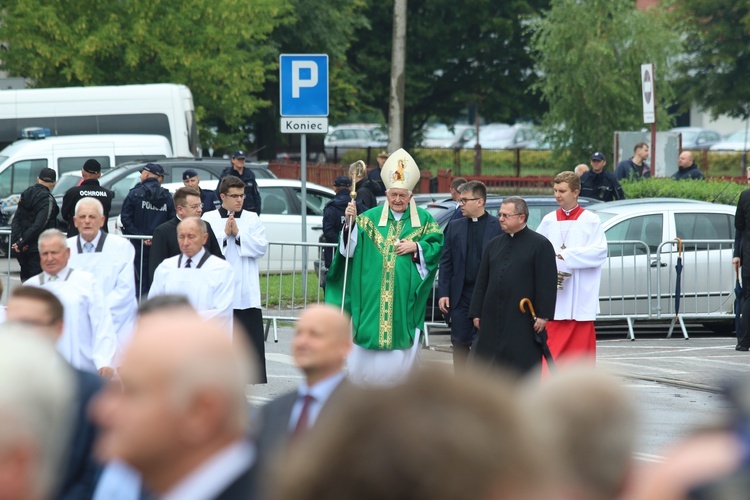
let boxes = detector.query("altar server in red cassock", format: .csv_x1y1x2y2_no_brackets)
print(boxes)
536,171,607,371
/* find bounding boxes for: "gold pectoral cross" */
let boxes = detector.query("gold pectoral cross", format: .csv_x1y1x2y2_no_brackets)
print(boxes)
561,244,566,249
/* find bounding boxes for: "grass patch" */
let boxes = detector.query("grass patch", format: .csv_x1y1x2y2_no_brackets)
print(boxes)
261,272,325,309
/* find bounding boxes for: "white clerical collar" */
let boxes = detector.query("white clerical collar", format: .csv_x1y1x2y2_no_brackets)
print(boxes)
44,266,71,282
561,205,579,216
509,224,527,237
182,248,206,267
80,230,102,248
391,210,404,220
161,440,254,500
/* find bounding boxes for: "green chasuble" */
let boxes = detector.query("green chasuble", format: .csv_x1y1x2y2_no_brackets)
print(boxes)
325,205,443,350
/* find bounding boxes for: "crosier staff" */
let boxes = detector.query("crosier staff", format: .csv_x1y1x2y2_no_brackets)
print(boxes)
340,160,367,313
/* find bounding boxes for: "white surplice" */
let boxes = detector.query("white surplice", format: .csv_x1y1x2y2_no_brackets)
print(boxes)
536,208,608,321
149,250,235,333
68,231,138,358
202,209,268,309
27,267,117,372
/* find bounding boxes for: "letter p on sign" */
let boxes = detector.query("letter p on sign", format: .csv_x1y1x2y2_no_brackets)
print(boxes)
280,54,329,117
292,61,318,98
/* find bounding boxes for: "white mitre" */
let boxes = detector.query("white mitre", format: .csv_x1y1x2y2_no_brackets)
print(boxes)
379,148,421,227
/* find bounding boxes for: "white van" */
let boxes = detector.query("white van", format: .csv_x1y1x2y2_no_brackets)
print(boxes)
0,134,172,197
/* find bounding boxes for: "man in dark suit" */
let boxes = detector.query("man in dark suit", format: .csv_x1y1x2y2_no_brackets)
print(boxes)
256,305,352,473
5,285,103,500
148,186,223,281
438,181,503,372
448,177,468,222
91,310,258,500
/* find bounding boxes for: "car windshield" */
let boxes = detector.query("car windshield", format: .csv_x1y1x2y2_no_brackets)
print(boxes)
679,130,698,142
369,128,387,141
51,174,82,195
0,156,7,165
725,130,750,143
593,211,617,223
425,125,457,140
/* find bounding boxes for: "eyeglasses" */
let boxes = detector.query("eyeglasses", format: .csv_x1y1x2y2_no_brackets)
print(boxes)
458,197,480,205
498,213,522,219
227,194,246,199
182,203,202,210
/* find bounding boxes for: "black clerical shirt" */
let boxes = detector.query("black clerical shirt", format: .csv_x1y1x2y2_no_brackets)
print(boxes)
464,212,488,286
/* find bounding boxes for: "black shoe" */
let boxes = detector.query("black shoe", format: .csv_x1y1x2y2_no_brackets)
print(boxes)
736,345,749,351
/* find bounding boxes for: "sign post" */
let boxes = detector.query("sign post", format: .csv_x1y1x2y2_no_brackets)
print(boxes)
641,63,656,174
280,54,329,285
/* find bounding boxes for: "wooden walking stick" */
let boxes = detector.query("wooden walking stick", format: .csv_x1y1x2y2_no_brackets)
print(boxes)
340,160,367,313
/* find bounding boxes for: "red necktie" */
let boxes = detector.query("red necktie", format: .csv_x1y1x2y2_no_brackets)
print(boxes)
292,394,315,439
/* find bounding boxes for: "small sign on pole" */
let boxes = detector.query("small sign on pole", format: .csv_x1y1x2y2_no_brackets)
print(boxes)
641,64,655,124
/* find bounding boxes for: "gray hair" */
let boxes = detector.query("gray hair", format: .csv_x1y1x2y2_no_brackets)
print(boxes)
37,229,68,252
74,197,104,217
0,325,75,499
177,216,207,236
502,196,529,219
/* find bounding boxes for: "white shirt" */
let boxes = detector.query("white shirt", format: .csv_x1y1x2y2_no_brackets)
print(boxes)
536,208,608,321
288,371,346,432
203,209,268,309
183,248,205,268
162,440,254,500
149,252,236,334
68,232,138,360
27,266,117,371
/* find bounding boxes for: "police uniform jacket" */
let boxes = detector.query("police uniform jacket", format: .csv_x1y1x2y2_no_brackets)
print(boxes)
322,191,366,268
217,167,262,215
11,183,59,250
580,170,625,202
61,179,114,236
200,187,221,212
120,178,175,236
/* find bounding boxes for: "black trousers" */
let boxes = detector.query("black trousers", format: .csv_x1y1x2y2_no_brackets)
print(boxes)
234,307,267,384
741,273,750,347
17,249,41,282
450,286,477,373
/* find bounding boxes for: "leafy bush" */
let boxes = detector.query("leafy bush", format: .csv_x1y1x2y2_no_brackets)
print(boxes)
621,178,745,205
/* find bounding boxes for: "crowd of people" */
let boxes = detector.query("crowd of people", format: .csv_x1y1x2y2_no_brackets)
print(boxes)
0,147,741,500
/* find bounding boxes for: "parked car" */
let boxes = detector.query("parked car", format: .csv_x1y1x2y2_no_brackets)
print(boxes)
323,124,387,161
162,178,335,273
588,199,736,332
419,124,476,148
710,129,750,151
0,158,275,232
670,127,722,150
462,124,534,150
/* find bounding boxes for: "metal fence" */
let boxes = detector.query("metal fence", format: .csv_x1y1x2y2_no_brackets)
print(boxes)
0,233,738,342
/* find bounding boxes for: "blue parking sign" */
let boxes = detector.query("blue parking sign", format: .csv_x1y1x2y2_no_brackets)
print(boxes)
280,54,329,117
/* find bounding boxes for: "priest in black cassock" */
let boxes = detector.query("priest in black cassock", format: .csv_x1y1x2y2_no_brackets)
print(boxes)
468,196,558,375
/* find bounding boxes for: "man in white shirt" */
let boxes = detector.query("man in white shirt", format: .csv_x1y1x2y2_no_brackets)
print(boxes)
536,171,608,371
256,305,352,469
68,197,138,360
91,312,258,500
203,175,269,383
26,229,117,378
149,217,235,332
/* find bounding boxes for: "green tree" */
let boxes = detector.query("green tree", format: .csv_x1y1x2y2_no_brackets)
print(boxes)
530,0,681,159
670,0,750,120
0,0,291,147
348,0,549,147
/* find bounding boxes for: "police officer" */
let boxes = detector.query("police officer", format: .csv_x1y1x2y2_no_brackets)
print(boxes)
60,159,114,237
182,168,220,212
580,152,625,202
120,163,176,297
216,151,261,215
11,168,59,281
367,151,388,196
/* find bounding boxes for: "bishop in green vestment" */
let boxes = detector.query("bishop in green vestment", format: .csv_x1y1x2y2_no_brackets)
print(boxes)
325,149,443,385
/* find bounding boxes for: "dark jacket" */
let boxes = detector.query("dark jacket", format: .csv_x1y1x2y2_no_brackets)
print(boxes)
672,163,705,181
120,178,175,236
217,167,261,215
354,178,378,211
614,158,650,181
367,167,385,196
200,187,221,212
322,190,367,268
580,170,625,202
61,179,115,236
148,216,224,280
11,183,59,249
438,214,503,308
58,368,103,500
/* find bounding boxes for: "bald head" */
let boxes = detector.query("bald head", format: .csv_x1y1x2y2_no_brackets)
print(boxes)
678,151,694,169
574,164,589,177
292,305,352,385
92,315,254,493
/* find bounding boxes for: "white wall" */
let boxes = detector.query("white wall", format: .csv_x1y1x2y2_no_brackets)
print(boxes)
690,105,750,136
